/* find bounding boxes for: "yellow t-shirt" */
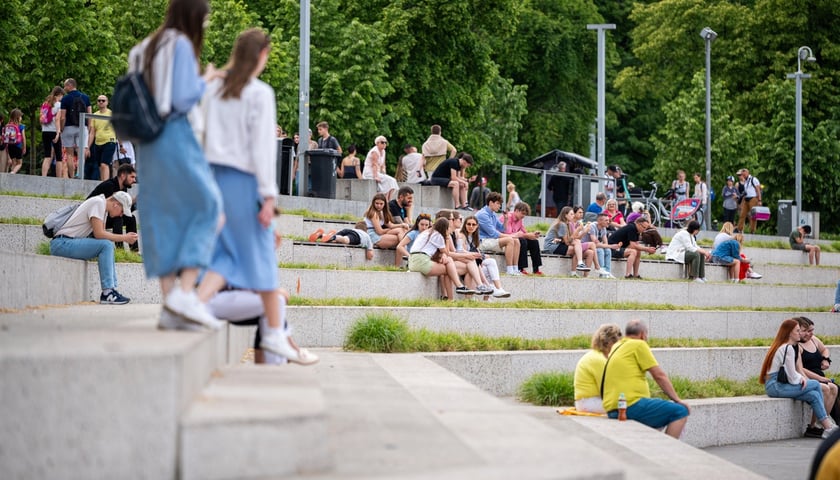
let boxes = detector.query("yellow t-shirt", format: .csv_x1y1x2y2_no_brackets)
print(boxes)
574,349,607,401
602,337,658,411
92,109,116,145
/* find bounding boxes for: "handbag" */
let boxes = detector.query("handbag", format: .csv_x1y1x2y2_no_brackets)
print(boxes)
776,345,790,383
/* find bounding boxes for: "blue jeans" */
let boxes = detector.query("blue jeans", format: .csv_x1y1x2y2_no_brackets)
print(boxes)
834,280,840,305
597,248,611,273
50,236,116,290
765,372,828,421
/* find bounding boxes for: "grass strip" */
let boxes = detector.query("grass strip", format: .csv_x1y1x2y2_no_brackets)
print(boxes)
282,208,359,221
0,216,42,225
343,314,840,353
2,190,85,200
517,372,769,406
37,241,143,263
293,296,831,312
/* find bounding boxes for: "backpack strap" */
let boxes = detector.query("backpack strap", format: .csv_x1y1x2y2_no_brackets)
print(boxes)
600,341,626,399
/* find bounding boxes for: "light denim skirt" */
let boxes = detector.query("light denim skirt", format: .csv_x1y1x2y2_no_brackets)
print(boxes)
135,116,222,278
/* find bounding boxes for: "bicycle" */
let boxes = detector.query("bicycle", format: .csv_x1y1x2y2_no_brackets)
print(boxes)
631,182,674,227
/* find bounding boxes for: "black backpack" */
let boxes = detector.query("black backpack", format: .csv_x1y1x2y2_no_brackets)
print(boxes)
111,71,164,143
65,94,87,127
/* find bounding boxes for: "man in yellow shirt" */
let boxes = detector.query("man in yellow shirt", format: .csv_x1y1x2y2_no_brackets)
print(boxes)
602,319,690,438
87,95,117,181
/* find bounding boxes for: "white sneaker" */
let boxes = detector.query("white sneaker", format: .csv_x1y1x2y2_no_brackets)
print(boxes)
833,304,840,313
158,308,205,331
476,284,494,295
576,263,591,272
507,270,522,276
599,273,610,278
693,278,706,283
569,271,580,278
492,288,511,298
164,287,224,330
260,331,319,365
823,425,838,439
748,271,763,279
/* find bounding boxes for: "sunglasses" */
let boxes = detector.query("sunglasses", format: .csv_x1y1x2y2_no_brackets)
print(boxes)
97,99,107,102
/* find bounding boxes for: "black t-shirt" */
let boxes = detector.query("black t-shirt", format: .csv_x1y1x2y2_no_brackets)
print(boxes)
87,177,128,199
431,158,461,179
388,199,407,223
317,135,340,151
608,223,639,246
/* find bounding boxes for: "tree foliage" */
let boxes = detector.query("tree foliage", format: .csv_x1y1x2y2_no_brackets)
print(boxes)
3,0,840,232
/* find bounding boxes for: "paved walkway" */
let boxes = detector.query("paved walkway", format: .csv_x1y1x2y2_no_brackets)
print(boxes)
705,437,822,480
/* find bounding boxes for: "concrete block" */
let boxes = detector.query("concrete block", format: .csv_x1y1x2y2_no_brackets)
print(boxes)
424,346,840,397
418,185,452,209
336,178,377,202
179,365,331,480
1,250,88,308
0,172,102,198
0,224,46,254
0,195,76,220
0,309,225,479
679,396,810,447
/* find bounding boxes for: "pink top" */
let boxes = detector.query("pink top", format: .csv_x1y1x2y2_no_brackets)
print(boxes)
503,212,526,235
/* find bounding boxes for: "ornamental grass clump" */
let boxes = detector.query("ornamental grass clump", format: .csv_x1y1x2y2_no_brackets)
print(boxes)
518,372,575,406
344,313,410,353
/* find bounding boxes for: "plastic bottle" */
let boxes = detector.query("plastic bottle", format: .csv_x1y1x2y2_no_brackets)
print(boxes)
617,392,627,421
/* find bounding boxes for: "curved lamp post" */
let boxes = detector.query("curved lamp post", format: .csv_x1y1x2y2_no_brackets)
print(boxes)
786,46,816,225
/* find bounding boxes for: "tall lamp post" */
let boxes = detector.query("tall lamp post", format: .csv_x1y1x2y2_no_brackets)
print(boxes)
786,46,815,226
297,0,311,197
587,23,615,178
700,27,716,230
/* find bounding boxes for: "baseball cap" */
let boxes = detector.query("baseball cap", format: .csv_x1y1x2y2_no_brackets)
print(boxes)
112,191,133,217
726,175,735,182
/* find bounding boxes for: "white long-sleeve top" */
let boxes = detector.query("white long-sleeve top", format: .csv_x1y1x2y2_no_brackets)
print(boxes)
770,344,803,384
202,77,278,198
665,229,700,264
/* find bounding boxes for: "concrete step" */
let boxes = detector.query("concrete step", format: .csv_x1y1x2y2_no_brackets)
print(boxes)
2,250,833,310
279,350,759,479
5,223,839,287
0,305,227,479
284,306,840,348
179,364,331,480
423,346,840,397
0,171,103,198
522,397,804,458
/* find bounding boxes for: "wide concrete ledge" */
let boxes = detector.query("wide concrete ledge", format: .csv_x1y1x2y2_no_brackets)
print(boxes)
3,250,832,308
424,347,840,397
522,404,766,475
0,172,103,198
180,365,331,480
564,395,811,449
0,250,88,309
286,306,840,348
0,305,227,479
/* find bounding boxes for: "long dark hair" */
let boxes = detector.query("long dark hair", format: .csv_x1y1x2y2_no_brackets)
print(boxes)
364,193,393,224
460,214,480,250
221,28,270,99
144,0,209,93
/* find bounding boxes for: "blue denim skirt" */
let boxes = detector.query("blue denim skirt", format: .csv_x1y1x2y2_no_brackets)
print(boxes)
135,116,222,278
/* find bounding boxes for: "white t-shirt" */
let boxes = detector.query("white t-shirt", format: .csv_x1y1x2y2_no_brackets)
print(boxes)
401,152,426,183
55,195,106,238
114,141,135,165
410,229,445,256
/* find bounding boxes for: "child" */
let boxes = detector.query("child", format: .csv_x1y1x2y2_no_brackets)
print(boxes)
194,28,295,358
364,193,406,249
3,109,26,174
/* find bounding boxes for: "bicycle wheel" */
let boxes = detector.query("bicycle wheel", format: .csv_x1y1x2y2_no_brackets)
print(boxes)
647,203,661,227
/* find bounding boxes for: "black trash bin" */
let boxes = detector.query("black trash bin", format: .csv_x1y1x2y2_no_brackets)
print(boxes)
276,138,295,195
305,148,340,199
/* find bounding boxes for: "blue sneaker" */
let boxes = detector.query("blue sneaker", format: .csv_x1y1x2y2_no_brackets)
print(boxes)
100,290,130,305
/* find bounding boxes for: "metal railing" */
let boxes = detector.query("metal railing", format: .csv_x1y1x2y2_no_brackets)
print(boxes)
501,165,605,217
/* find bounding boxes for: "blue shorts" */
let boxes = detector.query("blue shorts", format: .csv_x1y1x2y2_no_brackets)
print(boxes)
608,397,688,429
712,255,736,264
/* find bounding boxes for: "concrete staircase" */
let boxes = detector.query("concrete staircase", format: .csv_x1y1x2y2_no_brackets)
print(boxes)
2,173,836,479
